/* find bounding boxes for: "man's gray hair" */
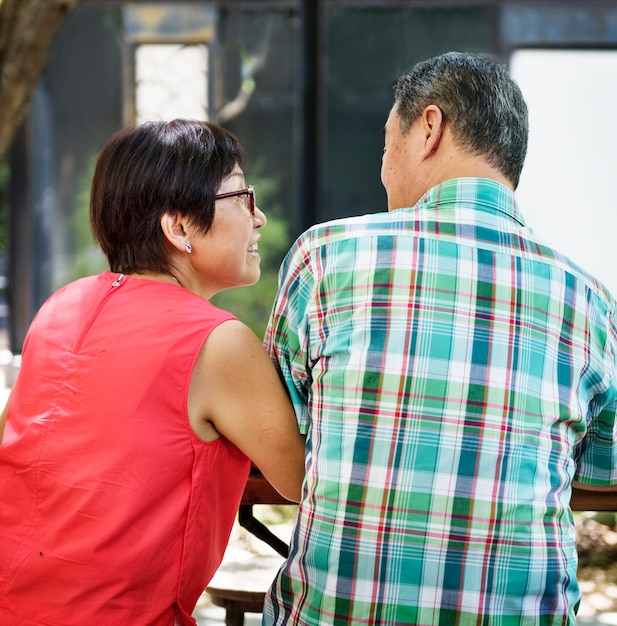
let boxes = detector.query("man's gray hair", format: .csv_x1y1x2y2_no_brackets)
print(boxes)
394,51,529,188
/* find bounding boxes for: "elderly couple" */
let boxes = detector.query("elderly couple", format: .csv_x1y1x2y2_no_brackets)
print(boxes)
1,52,616,626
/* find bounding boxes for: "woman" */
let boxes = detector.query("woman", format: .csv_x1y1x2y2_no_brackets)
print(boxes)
0,119,305,625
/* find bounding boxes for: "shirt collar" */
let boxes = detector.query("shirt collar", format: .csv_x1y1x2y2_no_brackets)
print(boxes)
416,178,526,228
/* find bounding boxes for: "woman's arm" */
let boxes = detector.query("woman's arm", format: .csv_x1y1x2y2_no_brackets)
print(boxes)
188,319,305,503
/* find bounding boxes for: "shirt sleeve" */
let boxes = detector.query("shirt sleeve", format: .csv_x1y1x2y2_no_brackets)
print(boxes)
574,298,617,486
264,233,315,435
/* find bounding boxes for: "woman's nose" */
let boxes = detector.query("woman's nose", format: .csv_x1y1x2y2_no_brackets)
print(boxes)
254,205,267,228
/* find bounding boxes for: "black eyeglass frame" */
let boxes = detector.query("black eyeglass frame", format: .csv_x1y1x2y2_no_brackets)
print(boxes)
214,185,255,215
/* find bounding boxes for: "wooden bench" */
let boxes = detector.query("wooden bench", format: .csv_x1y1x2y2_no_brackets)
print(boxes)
204,586,268,626
206,475,617,626
206,468,293,626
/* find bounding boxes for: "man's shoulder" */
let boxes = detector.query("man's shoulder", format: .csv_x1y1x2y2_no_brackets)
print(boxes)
298,211,400,249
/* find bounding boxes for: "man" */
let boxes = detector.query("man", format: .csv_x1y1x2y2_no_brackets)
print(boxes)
263,51,617,625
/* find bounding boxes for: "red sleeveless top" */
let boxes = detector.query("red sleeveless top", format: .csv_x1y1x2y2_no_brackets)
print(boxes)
0,273,251,625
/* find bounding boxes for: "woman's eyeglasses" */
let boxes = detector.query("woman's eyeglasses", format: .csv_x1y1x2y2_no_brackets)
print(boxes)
214,185,255,216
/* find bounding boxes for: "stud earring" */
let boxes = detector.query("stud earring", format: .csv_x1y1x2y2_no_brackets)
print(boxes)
185,243,192,254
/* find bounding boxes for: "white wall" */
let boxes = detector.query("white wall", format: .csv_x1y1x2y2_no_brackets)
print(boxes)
510,49,617,296
135,43,209,124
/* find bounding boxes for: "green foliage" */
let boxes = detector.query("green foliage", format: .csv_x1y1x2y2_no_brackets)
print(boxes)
576,511,617,569
67,153,107,283
253,503,298,526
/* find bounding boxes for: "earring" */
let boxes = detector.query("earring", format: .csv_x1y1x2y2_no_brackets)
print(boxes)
185,243,192,254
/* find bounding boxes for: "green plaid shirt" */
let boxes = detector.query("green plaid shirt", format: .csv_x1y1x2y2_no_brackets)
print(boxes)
263,178,617,626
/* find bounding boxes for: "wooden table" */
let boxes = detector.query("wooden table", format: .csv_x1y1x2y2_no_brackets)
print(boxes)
240,471,617,515
571,486,617,512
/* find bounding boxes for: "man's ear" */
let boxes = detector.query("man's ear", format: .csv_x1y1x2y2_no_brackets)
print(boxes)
160,213,189,253
419,105,444,158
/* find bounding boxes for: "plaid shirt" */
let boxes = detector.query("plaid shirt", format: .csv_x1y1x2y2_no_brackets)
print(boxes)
263,178,617,626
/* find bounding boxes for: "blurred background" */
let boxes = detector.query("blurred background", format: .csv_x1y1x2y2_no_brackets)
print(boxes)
1,0,616,349
1,1,616,622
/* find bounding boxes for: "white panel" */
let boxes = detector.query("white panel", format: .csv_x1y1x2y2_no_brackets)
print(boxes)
135,43,209,124
511,49,617,296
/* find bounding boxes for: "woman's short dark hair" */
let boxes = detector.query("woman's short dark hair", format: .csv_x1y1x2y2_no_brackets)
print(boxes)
394,51,529,188
90,119,245,274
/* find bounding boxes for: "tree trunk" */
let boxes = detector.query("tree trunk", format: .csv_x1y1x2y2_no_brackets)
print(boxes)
0,0,83,162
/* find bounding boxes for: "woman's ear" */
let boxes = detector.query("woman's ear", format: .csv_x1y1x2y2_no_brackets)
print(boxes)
160,213,189,253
